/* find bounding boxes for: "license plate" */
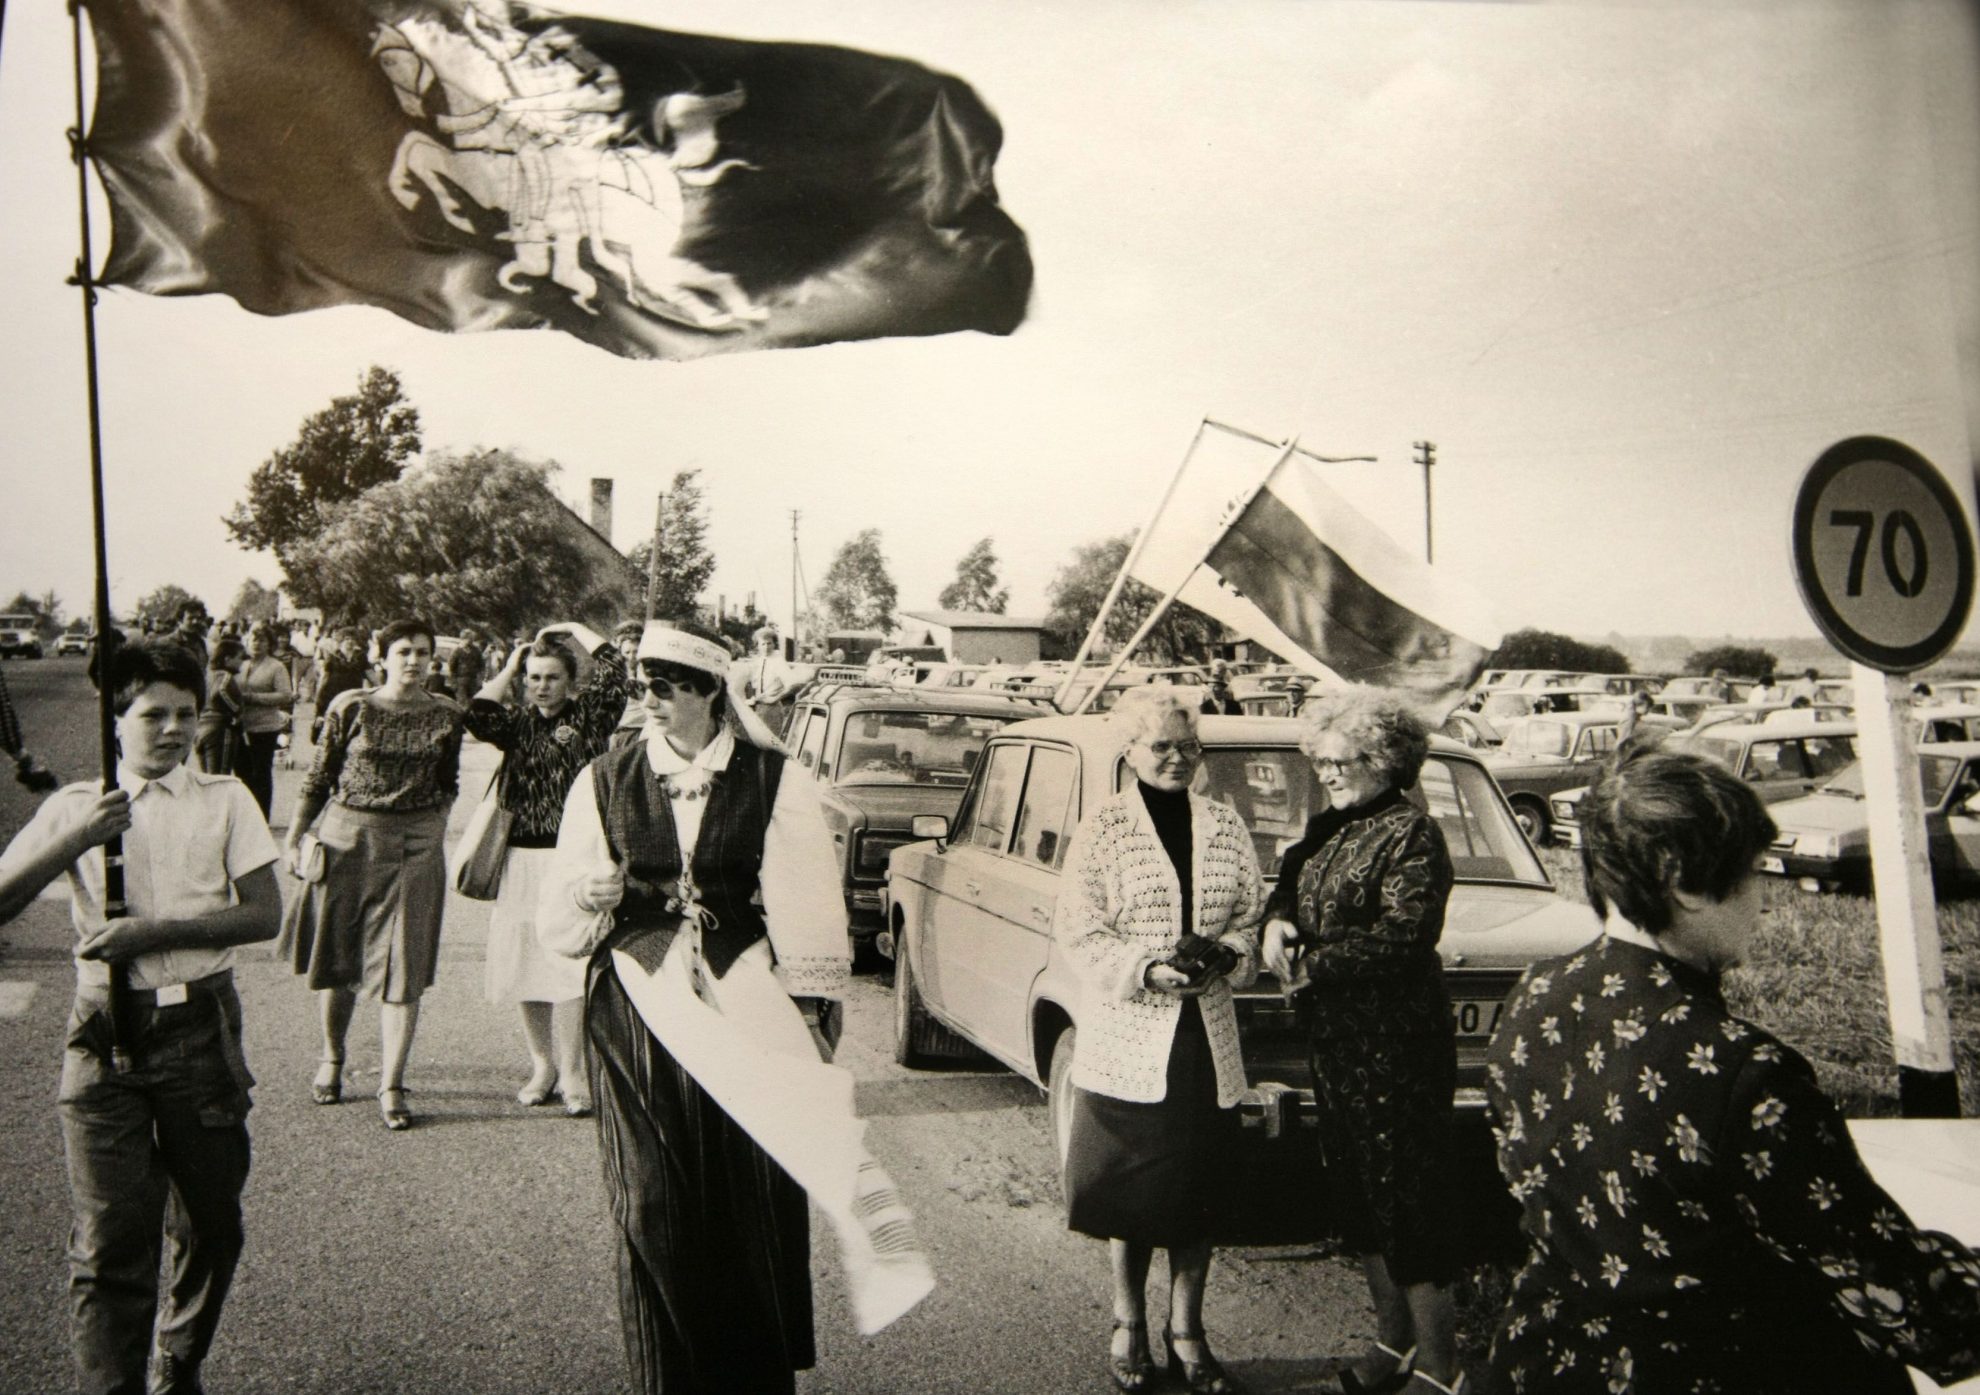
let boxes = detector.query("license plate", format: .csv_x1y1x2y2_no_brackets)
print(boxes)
1760,855,1785,874
1450,998,1503,1038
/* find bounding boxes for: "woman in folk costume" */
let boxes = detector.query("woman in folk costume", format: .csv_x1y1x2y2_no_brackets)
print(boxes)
538,618,849,1395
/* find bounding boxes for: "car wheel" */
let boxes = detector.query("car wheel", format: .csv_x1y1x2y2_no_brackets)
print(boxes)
1046,1026,1077,1172
892,931,970,1068
1510,796,1551,845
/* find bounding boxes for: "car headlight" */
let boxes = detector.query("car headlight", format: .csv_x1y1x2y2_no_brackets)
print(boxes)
1794,832,1842,860
1550,798,1575,819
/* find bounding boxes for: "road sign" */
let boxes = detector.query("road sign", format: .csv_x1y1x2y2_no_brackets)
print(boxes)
1792,436,1975,673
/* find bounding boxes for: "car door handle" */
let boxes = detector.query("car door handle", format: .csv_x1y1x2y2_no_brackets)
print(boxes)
1029,905,1051,923
963,881,982,897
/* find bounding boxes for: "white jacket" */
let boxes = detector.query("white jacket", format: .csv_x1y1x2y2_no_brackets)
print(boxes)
1052,785,1264,1105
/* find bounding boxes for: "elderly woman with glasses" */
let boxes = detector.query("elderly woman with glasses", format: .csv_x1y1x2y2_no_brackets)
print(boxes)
464,622,632,1116
1053,686,1264,1395
1483,748,1980,1394
537,618,848,1395
1260,686,1464,1395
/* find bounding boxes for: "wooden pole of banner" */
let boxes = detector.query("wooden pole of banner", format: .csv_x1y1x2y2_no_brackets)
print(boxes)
1053,419,1218,712
67,0,134,1073
1851,665,1961,1117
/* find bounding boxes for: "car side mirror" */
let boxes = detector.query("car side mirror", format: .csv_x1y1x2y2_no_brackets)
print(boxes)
911,814,949,842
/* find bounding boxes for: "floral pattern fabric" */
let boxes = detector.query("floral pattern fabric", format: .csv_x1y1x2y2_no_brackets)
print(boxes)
302,690,463,813
462,645,631,847
1484,935,1980,1394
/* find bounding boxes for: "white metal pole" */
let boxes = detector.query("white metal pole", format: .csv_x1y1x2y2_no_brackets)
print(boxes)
1851,663,1961,1117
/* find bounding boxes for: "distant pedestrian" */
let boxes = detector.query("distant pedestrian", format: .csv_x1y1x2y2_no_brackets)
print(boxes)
451,628,487,705
1281,677,1309,718
0,663,59,791
309,628,368,745
196,637,249,777
234,624,294,818
1784,667,1820,704
0,639,280,1395
279,618,464,1130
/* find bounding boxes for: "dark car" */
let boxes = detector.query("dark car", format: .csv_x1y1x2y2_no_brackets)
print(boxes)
885,715,1601,1159
782,680,1045,958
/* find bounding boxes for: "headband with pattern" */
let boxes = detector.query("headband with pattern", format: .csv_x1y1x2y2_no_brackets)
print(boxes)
636,624,731,679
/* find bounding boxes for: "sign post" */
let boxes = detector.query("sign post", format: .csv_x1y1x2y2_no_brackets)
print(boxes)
1791,436,1974,1118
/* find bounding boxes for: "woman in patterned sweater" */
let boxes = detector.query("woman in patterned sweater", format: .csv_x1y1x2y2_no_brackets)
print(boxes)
464,623,631,1115
1054,687,1263,1395
1261,686,1463,1395
1483,747,1980,1393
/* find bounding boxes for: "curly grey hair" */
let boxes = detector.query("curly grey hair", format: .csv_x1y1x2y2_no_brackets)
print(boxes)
1296,684,1430,790
1109,685,1202,750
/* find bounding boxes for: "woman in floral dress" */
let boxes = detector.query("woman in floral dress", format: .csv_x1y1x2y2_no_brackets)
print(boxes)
1484,747,1980,1393
464,623,630,1115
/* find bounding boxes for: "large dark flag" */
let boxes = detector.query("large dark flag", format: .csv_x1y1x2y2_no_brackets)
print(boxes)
81,0,1032,359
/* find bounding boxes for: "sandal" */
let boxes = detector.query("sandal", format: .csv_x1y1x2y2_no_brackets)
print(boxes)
560,1090,594,1119
1338,1342,1417,1395
1404,1371,1467,1395
1164,1328,1246,1395
310,1057,344,1106
516,1073,557,1107
1109,1318,1155,1393
377,1085,412,1131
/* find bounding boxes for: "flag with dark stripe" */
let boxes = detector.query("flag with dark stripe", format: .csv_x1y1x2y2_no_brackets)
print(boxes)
82,0,1032,360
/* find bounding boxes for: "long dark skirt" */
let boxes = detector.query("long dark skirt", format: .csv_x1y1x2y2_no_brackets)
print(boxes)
586,963,814,1395
1066,1001,1234,1248
1310,1030,1457,1285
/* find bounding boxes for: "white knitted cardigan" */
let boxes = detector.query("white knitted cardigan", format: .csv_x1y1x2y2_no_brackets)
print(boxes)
1051,784,1265,1105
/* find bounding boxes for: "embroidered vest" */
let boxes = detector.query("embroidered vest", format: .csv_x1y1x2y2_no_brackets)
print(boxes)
587,738,786,980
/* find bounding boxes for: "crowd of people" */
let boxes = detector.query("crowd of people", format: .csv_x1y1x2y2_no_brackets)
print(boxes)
1,621,1978,1395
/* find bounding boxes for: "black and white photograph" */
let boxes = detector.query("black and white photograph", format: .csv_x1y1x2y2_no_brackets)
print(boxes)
2,1,1979,1392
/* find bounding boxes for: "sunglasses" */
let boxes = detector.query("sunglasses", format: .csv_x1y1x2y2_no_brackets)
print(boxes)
641,663,713,700
1141,738,1204,760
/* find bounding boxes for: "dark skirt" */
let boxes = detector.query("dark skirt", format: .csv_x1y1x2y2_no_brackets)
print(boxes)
1066,1001,1234,1248
278,804,447,1004
1309,1029,1457,1285
586,962,813,1395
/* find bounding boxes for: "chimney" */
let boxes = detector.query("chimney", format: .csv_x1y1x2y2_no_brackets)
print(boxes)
589,479,614,540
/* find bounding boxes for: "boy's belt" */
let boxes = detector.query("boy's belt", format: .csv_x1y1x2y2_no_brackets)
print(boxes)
78,967,232,1009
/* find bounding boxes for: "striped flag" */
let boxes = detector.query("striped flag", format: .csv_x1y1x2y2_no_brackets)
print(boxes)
1127,423,1500,713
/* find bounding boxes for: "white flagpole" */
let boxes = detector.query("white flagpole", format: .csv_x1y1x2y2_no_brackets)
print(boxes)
1052,418,1214,711
1068,438,1299,715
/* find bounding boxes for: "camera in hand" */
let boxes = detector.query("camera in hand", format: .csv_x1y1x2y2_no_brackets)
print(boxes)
1166,932,1239,987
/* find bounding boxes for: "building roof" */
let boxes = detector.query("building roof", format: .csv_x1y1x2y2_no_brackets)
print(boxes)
896,609,1048,630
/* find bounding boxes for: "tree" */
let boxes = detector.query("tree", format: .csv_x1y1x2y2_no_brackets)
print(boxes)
623,470,717,618
1683,644,1779,679
937,537,1009,614
282,448,626,635
816,529,899,631
224,366,422,567
132,585,203,630
1487,628,1632,675
1044,533,1219,665
227,579,282,626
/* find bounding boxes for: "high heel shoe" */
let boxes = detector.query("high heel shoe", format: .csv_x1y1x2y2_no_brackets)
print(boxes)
310,1057,343,1106
1163,1328,1246,1395
1403,1369,1467,1395
377,1085,412,1131
1109,1318,1155,1393
1337,1342,1416,1395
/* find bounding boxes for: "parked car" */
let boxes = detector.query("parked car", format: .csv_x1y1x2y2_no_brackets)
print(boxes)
0,614,44,660
884,714,1603,1159
1658,675,1757,703
1549,718,1860,848
1763,743,1980,892
782,680,1045,957
1481,712,1630,844
53,630,91,657
1438,709,1503,750
1686,700,1853,733
1473,686,1625,724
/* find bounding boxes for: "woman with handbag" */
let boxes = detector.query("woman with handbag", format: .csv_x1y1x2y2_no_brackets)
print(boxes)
463,623,631,1116
279,618,464,1130
196,637,249,777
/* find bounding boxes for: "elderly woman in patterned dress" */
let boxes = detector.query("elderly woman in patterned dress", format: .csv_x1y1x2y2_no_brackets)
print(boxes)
1482,747,1980,1394
280,618,464,1131
1054,686,1263,1395
1260,686,1463,1395
465,622,631,1116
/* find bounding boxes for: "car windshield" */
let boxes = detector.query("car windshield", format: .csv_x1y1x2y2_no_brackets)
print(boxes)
1119,746,1549,888
0,616,34,629
834,709,1014,787
1499,720,1572,758
1479,692,1531,718
1817,754,1962,805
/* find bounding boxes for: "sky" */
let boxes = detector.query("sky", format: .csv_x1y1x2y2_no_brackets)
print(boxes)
1,0,1977,650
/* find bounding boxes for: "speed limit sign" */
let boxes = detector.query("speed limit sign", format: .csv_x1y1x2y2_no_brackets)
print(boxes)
1791,437,1975,673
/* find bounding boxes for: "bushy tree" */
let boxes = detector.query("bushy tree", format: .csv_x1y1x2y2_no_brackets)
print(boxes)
1682,644,1779,679
131,584,203,630
282,448,620,635
1044,533,1219,665
1487,628,1631,675
937,537,1009,614
817,530,899,631
623,470,717,618
226,579,282,626
224,366,422,567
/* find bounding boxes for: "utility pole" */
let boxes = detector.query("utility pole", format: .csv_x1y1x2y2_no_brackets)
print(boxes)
789,509,801,660
644,490,667,620
1413,439,1436,562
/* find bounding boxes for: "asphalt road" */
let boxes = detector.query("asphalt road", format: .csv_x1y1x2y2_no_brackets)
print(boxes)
0,658,1406,1395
